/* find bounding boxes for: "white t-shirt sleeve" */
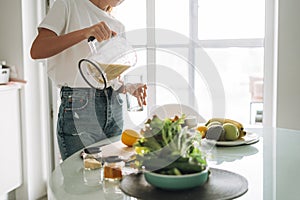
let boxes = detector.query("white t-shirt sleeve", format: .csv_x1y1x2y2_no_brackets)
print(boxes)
38,0,68,35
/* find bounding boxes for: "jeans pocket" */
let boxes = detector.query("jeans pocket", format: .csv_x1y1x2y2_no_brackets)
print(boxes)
63,94,89,111
59,94,90,136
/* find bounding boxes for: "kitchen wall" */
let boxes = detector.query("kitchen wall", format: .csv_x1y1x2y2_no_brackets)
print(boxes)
0,0,23,76
276,0,300,130
0,0,49,200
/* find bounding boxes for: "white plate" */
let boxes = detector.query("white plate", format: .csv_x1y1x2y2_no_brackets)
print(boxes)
213,132,260,147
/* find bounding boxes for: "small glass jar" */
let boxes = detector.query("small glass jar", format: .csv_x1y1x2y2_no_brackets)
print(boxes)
103,156,125,181
82,146,103,186
83,146,102,170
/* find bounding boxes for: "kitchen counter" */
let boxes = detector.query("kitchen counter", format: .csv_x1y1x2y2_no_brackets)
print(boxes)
0,82,23,91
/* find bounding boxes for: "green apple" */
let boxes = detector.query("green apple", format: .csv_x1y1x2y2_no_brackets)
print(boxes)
223,123,240,141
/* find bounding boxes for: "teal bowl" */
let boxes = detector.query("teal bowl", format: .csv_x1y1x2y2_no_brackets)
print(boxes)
144,168,209,190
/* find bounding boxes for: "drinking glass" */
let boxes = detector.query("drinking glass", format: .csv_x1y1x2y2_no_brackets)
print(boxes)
124,75,144,112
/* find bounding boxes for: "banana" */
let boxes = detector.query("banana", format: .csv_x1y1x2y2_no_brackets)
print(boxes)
205,118,243,131
240,131,246,138
205,118,245,139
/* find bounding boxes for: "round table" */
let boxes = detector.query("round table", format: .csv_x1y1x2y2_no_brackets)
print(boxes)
48,127,300,200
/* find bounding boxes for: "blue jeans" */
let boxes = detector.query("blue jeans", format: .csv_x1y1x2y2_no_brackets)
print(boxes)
57,86,123,160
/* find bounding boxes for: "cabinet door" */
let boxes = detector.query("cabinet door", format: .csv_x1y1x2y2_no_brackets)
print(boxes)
0,88,22,196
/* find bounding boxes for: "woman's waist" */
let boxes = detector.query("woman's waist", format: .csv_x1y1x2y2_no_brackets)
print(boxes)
60,86,114,99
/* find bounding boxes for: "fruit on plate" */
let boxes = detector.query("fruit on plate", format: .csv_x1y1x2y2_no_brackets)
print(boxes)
205,125,226,141
223,123,240,141
205,118,246,139
121,129,141,147
196,125,208,138
206,121,222,128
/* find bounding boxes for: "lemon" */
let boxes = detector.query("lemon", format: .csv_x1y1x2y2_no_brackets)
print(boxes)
121,129,141,147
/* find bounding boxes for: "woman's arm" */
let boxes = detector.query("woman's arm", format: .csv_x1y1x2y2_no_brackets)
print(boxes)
30,21,117,59
30,28,85,59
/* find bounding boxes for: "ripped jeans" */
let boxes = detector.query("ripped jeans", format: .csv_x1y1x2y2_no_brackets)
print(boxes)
57,86,123,160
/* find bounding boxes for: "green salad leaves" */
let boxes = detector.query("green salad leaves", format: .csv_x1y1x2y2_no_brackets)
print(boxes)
134,115,207,175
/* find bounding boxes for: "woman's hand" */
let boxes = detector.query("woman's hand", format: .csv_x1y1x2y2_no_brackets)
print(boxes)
125,83,147,106
84,21,117,43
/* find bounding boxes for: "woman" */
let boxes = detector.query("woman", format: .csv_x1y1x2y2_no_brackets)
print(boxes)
31,0,147,160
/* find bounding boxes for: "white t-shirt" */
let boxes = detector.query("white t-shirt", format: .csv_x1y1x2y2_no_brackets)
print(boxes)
39,0,125,88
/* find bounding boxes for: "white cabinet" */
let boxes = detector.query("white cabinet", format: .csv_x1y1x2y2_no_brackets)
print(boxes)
0,85,22,196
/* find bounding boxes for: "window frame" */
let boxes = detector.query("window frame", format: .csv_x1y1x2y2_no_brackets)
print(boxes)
142,0,265,110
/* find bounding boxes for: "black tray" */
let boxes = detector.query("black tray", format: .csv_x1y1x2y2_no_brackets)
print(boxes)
120,168,248,200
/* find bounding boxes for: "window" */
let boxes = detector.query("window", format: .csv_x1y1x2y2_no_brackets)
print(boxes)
198,0,265,40
113,0,146,31
114,0,265,125
196,0,265,123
